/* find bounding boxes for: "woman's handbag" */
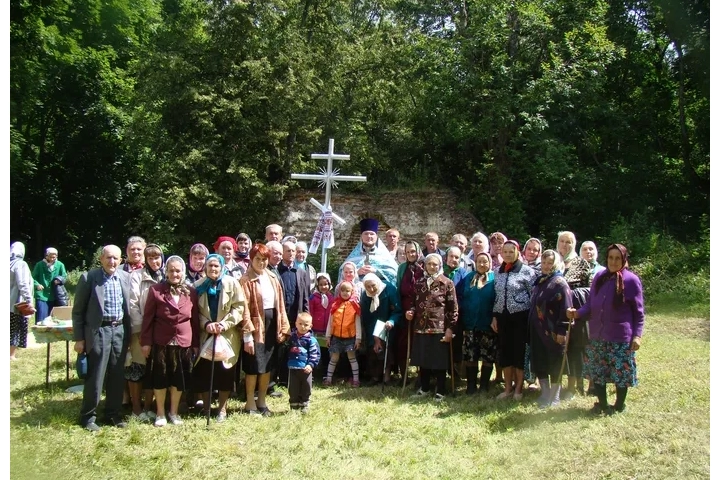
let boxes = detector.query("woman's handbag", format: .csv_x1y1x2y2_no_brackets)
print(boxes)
14,301,36,317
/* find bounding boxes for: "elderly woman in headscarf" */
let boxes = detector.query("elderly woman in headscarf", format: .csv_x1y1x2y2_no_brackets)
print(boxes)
556,231,593,398
521,237,543,390
491,240,536,400
568,244,645,415
359,273,401,385
141,256,199,427
580,240,604,281
31,247,68,322
186,243,209,285
522,238,543,274
213,236,244,280
404,253,458,401
239,243,290,416
529,250,572,408
193,253,250,422
489,232,508,270
127,244,165,421
10,242,35,360
466,231,490,272
395,240,425,382
458,252,496,394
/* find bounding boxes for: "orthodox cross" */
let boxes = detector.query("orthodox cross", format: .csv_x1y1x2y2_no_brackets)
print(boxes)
291,138,367,273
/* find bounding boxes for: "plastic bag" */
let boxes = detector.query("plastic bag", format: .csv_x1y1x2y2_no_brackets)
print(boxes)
199,334,235,362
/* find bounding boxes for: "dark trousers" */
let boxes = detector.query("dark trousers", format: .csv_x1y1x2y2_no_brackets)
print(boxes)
80,325,127,425
288,369,312,407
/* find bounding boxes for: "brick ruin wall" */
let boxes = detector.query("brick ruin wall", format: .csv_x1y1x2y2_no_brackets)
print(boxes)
278,189,484,259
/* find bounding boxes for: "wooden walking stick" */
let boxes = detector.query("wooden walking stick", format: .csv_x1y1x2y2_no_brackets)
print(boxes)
556,319,573,389
446,334,456,396
402,325,412,394
381,337,390,394
206,334,217,428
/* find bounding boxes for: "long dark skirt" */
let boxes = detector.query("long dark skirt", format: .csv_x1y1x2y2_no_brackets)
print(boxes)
145,345,191,391
410,333,449,371
529,324,563,380
567,287,590,377
242,308,278,375
497,309,529,370
193,357,236,393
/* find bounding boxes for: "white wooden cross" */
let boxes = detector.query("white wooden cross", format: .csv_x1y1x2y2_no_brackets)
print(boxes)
291,138,367,273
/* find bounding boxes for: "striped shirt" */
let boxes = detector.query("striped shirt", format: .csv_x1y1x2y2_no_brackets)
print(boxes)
102,272,124,322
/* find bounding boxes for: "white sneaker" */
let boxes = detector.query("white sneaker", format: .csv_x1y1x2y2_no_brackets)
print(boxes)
414,388,430,398
154,416,167,427
434,393,445,402
167,413,183,425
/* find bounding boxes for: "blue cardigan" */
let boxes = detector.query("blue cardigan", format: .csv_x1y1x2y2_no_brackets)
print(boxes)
459,271,496,332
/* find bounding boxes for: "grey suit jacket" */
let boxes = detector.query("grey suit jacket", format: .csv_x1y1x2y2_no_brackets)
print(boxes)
72,267,132,351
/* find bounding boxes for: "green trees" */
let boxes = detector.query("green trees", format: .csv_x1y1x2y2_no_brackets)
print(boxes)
10,0,709,267
10,0,160,265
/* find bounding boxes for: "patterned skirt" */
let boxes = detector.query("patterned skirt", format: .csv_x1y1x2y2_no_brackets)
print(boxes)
582,340,638,388
462,330,497,364
10,312,28,348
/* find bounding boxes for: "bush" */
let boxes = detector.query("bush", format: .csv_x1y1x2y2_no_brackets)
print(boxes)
600,214,709,318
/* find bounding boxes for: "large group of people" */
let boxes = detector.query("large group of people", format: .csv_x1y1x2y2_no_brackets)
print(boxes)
9,218,646,432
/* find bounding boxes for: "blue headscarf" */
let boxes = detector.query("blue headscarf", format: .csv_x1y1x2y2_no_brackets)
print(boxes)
195,254,226,296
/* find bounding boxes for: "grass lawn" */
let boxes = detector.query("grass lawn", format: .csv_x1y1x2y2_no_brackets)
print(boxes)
10,304,709,480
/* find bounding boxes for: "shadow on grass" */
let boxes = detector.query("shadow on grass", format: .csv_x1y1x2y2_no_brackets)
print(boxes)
11,394,84,428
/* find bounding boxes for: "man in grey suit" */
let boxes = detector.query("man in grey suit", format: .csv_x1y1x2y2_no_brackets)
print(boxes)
72,245,132,432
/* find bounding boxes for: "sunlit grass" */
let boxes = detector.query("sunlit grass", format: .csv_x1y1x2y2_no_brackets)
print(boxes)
10,304,709,480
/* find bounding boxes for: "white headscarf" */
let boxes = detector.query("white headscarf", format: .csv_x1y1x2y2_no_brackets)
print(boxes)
315,272,332,309
362,273,386,313
424,253,444,287
10,242,25,261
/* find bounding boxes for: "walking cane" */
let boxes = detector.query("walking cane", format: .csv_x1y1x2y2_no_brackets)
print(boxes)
556,319,573,390
402,326,412,394
206,334,217,427
448,335,456,396
381,335,390,394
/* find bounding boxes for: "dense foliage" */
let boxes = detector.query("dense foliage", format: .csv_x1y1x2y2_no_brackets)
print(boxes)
11,0,709,270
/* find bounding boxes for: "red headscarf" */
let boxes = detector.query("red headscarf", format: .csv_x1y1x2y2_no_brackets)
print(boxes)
213,236,238,253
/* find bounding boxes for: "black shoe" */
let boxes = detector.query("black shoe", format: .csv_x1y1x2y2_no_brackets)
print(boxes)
83,422,101,432
590,402,608,415
106,417,128,428
612,403,626,414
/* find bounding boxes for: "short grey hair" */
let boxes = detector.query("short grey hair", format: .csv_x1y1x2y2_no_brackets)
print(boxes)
127,236,146,247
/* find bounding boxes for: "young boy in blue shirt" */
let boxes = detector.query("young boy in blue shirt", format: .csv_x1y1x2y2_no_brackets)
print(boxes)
288,312,321,414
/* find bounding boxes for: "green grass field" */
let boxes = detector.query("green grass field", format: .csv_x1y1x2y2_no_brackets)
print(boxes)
10,304,709,480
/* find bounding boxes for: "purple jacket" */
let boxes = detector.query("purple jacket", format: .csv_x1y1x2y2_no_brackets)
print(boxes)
577,268,645,343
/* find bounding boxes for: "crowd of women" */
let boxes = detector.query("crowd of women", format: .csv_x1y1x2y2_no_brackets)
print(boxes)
9,225,645,425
